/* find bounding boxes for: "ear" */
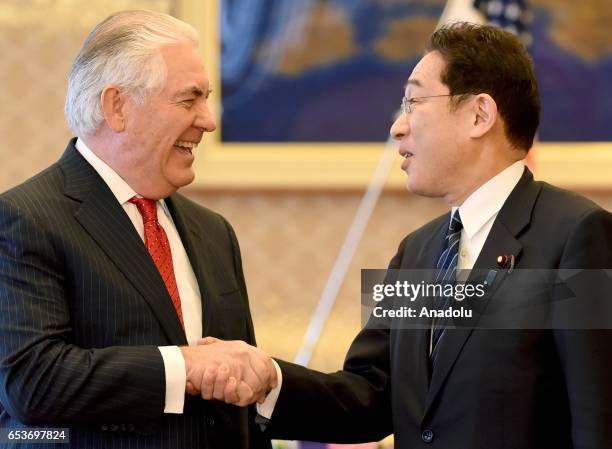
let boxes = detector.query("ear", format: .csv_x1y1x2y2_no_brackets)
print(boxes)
469,93,497,139
100,86,127,132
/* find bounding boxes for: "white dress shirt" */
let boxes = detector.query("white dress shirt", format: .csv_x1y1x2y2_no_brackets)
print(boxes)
75,138,202,414
455,160,525,271
258,160,526,419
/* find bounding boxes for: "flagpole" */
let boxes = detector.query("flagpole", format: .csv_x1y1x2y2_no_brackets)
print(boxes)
293,135,398,367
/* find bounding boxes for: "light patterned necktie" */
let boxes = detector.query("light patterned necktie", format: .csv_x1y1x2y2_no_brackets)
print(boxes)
430,210,463,364
129,197,184,329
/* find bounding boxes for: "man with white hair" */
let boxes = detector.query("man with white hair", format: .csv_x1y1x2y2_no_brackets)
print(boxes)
0,10,274,449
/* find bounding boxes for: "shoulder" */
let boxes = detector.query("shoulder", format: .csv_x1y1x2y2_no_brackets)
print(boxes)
170,192,226,220
0,166,68,261
388,212,449,269
529,181,611,267
399,213,449,250
534,181,606,224
168,192,237,239
530,181,611,241
0,164,64,206
0,164,65,226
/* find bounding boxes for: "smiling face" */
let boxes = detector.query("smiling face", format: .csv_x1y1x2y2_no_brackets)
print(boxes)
390,51,474,204
112,40,216,199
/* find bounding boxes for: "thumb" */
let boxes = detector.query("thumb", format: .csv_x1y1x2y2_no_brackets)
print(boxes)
186,381,199,395
198,336,221,345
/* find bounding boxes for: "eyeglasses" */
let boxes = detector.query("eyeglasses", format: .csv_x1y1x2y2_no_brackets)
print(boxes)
401,94,456,114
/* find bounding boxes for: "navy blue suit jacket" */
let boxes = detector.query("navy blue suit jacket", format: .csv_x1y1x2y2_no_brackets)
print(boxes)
267,168,612,449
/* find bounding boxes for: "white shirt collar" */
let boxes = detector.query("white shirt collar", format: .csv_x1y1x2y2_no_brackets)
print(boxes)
454,160,525,238
75,138,137,205
74,138,171,216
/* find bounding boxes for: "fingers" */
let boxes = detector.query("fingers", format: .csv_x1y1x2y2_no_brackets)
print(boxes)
200,364,218,400
242,345,276,394
266,357,278,389
183,339,275,406
235,381,256,407
242,352,269,397
256,394,267,404
198,336,220,345
223,377,239,404
212,364,230,400
247,345,277,389
218,341,271,398
186,380,199,396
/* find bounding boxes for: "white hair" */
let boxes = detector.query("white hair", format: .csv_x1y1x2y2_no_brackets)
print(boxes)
65,10,199,137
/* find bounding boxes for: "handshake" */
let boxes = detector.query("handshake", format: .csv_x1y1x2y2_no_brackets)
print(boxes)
180,337,277,407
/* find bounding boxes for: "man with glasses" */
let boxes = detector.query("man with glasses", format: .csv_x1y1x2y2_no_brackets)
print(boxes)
206,22,612,448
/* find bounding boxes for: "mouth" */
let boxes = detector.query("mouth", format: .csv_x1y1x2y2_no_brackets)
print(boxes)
399,148,413,158
399,148,413,170
174,140,199,155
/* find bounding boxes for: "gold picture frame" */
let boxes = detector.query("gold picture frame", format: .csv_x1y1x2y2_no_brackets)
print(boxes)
177,0,612,191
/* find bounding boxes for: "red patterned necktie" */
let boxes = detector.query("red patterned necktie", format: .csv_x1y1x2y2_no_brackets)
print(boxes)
129,197,184,330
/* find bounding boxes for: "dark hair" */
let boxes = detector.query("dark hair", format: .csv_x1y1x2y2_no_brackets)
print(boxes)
426,22,540,151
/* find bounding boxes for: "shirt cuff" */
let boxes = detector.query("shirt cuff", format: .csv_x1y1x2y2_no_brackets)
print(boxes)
158,346,186,414
256,359,283,419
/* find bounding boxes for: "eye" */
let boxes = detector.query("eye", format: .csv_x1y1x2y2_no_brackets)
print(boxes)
181,99,195,107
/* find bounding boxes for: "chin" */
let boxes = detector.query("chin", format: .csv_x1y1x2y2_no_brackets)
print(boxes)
172,171,196,189
405,177,420,194
406,179,440,199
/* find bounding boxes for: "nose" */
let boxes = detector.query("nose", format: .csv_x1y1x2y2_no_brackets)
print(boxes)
390,113,409,141
194,101,217,133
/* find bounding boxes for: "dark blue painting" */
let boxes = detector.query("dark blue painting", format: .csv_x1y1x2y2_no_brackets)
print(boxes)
220,0,612,142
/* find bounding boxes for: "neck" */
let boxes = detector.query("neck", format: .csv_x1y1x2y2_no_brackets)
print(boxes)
80,131,122,170
80,134,173,200
445,158,521,207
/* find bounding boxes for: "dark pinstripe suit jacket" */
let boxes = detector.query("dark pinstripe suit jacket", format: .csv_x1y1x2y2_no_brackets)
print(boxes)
0,139,271,449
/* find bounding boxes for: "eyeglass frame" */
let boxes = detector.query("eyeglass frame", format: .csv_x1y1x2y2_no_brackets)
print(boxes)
400,94,464,114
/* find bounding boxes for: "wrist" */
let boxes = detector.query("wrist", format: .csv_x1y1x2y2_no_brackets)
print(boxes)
179,346,195,381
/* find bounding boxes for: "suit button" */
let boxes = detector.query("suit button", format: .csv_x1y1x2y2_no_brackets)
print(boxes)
422,429,434,443
206,416,215,427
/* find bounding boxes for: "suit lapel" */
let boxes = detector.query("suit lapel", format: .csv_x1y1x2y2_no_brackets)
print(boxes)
164,195,218,337
60,141,187,345
394,215,449,418
417,217,451,387
422,167,542,420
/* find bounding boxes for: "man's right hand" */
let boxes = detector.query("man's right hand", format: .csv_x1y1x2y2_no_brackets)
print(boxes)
180,338,277,406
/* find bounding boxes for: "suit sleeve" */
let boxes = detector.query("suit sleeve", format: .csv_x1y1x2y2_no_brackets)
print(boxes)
552,207,612,449
0,198,166,426
262,237,411,443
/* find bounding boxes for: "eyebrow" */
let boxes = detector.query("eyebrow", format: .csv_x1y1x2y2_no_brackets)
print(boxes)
174,86,211,99
404,79,422,90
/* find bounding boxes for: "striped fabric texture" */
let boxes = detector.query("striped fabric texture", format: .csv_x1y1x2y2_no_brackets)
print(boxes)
430,210,463,364
0,139,271,449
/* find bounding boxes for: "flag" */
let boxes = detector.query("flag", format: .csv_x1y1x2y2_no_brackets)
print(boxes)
473,0,533,46
438,0,485,26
